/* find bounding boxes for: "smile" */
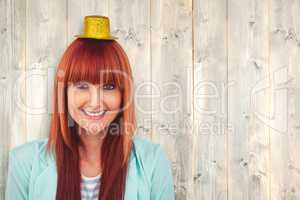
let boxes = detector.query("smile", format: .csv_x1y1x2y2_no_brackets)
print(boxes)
81,109,107,120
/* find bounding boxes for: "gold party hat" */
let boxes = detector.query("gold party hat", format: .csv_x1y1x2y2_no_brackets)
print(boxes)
74,15,118,40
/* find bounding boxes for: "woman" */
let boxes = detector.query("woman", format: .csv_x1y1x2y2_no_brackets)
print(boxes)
5,16,175,200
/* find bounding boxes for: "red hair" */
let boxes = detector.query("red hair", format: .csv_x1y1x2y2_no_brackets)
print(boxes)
46,38,136,200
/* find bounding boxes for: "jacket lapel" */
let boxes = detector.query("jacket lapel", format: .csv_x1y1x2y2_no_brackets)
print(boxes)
125,151,138,199
29,141,57,200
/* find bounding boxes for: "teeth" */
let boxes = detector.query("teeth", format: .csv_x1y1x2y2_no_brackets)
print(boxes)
83,110,106,117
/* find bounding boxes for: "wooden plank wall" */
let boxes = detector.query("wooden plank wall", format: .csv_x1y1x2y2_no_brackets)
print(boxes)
1,0,300,199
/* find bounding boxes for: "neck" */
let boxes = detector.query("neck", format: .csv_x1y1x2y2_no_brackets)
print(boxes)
78,127,107,163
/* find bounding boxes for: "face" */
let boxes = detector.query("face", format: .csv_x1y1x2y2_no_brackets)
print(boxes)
67,81,122,137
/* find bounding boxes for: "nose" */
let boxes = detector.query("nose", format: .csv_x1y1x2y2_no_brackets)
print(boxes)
88,87,104,107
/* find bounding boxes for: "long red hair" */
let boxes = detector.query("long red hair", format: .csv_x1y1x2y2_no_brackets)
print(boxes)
46,38,136,200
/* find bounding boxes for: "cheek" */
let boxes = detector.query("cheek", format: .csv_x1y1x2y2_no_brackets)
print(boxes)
67,89,88,117
103,91,122,111
68,90,88,107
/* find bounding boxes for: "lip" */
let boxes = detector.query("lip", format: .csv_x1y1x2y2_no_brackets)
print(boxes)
81,109,107,120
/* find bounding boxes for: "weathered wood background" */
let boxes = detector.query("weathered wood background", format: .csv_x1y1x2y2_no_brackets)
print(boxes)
1,0,300,199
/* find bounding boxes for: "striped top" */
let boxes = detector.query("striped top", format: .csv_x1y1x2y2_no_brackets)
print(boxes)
81,173,101,200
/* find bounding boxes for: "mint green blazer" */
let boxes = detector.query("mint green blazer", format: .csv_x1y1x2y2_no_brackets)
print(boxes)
5,135,175,200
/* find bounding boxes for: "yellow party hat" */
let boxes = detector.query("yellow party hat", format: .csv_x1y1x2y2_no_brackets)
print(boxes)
74,15,118,40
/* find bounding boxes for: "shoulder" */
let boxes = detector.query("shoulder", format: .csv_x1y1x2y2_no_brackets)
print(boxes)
132,135,165,167
131,135,175,198
9,138,48,158
131,134,172,178
5,138,50,199
132,135,161,156
8,138,49,171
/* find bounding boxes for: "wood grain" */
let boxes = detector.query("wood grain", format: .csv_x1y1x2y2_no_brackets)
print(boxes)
1,0,300,199
194,0,228,199
151,0,194,199
228,0,270,199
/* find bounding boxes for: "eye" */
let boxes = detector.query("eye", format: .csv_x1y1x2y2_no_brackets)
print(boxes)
103,83,115,90
74,81,89,90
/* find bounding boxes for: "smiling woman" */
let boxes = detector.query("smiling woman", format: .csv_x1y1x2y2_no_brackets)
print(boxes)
5,16,175,200
49,36,137,200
